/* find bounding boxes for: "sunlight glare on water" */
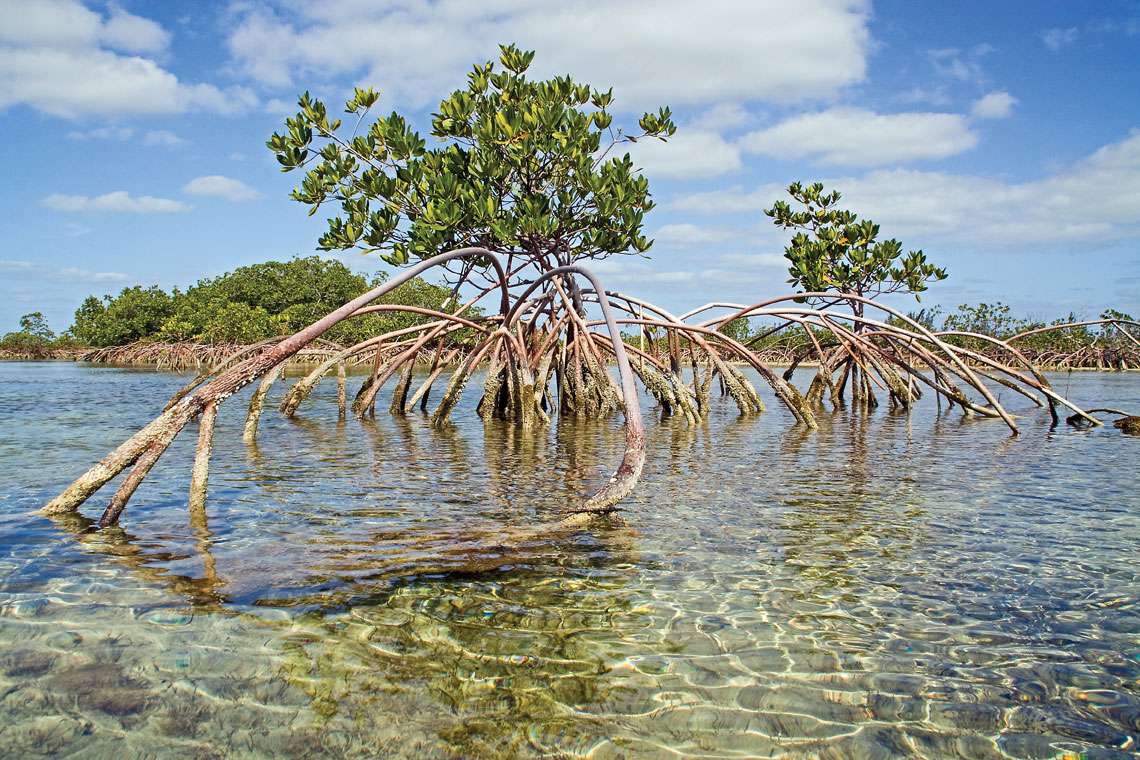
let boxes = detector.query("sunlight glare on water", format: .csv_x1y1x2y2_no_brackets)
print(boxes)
0,361,1137,757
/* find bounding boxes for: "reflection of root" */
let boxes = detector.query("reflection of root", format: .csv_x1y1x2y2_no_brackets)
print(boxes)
358,514,637,583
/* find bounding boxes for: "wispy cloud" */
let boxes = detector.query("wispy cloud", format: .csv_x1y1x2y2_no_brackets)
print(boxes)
183,175,261,202
926,44,994,84
43,190,190,213
1040,26,1079,51
654,223,734,246
66,125,134,140
143,129,187,147
0,259,128,283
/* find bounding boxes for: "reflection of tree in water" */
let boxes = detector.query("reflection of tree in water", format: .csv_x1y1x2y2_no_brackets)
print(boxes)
47,511,228,609
42,417,650,756
776,408,928,595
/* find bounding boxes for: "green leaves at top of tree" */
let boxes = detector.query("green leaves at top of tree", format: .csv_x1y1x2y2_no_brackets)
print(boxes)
18,312,55,341
267,44,676,277
0,311,57,349
764,182,947,306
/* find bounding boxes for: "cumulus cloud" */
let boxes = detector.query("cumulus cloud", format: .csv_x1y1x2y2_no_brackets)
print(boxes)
739,108,978,167
42,190,190,213
100,2,170,54
183,175,262,201
227,0,871,109
671,131,1140,248
625,130,743,179
971,91,1017,119
0,0,256,118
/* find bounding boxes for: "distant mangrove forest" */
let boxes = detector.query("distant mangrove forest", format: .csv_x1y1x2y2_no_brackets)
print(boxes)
2,261,1135,373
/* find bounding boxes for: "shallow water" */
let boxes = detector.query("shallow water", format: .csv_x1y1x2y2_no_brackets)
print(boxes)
0,361,1137,758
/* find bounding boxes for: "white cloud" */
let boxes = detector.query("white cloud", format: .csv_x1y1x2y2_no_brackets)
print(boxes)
66,125,134,140
625,130,742,179
0,260,35,271
971,91,1017,120
57,266,131,283
719,252,787,268
0,259,128,282
42,190,190,213
671,130,1140,248
100,2,170,54
0,0,256,118
739,107,978,167
183,175,262,202
927,44,993,84
0,0,101,48
894,86,952,108
227,0,871,109
654,223,732,246
587,257,695,285
1041,27,1079,51
143,129,187,147
689,103,754,131
0,0,168,53
263,97,294,115
65,125,187,146
670,185,773,215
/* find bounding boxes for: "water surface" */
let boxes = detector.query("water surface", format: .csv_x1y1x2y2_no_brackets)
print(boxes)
0,361,1137,757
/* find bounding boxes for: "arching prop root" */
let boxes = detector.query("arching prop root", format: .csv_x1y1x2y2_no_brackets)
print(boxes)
43,250,1122,534
42,249,645,528
680,293,1111,435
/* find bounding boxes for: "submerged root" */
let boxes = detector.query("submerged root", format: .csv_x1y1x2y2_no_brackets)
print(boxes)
188,402,217,512
243,364,283,443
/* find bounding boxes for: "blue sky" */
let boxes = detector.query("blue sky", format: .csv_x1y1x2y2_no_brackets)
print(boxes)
2,0,1138,333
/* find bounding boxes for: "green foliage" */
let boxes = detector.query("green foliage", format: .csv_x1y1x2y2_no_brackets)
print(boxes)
69,297,106,346
765,182,947,307
67,286,174,347
1101,308,1135,323
268,44,675,277
158,257,372,343
1,311,56,349
19,312,54,342
942,302,1023,338
720,318,752,342
65,257,455,347
887,306,943,332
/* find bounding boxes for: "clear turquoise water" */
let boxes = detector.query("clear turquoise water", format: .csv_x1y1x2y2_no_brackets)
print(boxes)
0,361,1137,758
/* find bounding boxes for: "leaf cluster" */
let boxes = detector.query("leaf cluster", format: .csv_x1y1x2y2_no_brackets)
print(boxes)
267,44,675,278
765,182,947,305
1,311,58,349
